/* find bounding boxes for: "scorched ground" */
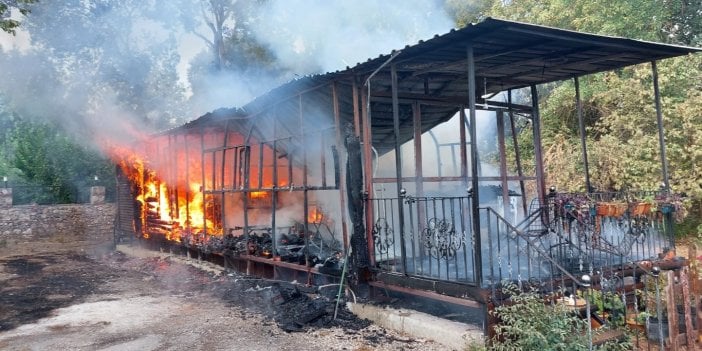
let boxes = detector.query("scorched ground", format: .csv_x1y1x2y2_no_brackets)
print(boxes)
0,244,447,351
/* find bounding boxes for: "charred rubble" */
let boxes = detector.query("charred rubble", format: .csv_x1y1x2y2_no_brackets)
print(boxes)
176,223,345,273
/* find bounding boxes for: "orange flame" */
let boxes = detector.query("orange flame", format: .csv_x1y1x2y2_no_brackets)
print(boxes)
308,207,324,224
111,144,221,241
109,132,311,244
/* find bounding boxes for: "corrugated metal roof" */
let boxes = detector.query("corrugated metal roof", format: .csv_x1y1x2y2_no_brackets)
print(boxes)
173,17,701,153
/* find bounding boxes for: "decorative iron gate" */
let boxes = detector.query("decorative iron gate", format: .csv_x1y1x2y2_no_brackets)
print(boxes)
370,196,478,285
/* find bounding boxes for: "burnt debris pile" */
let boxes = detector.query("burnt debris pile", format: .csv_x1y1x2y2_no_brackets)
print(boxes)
212,278,369,333
122,254,367,333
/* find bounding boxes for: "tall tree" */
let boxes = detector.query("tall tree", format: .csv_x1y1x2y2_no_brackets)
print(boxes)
10,0,191,130
186,0,281,113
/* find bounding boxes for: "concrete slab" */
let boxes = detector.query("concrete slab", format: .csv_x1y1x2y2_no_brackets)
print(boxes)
348,302,484,350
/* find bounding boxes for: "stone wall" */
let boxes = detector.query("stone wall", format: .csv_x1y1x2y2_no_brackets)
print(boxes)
0,204,115,247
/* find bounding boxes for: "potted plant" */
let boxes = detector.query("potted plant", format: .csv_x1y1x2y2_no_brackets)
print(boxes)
596,201,628,217
629,195,655,217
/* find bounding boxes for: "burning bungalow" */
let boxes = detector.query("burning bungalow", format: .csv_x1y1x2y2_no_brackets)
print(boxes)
114,18,701,331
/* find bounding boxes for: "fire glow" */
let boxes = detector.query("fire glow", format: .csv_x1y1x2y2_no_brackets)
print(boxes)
111,132,331,245
116,151,218,242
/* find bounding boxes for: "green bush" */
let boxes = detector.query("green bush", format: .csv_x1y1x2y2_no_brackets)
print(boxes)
488,282,631,351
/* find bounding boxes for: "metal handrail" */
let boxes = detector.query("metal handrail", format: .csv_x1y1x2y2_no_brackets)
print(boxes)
483,206,584,286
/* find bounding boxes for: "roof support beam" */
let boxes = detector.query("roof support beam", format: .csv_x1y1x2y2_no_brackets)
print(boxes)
409,39,555,77
503,25,681,56
498,52,632,82
369,91,532,112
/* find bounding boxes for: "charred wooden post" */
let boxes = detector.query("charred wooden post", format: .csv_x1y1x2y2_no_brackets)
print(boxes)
332,82,350,249
665,270,678,350
680,266,696,348
345,130,369,283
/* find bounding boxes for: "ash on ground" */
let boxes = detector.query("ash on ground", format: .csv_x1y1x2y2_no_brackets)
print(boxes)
0,247,446,350
112,252,370,333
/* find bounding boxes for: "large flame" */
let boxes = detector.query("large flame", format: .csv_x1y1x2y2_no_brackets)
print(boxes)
110,134,330,245
112,144,220,241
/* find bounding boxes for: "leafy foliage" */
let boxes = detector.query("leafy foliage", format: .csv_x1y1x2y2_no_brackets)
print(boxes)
489,283,632,351
490,283,589,351
449,1,702,235
2,114,115,203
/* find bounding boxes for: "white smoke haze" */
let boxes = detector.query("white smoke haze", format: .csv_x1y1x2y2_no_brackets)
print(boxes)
249,0,454,74
0,1,456,154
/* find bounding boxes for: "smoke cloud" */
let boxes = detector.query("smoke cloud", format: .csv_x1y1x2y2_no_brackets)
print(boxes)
249,0,454,74
0,1,456,152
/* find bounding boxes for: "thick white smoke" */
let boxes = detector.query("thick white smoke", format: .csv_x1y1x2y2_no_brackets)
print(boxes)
249,0,454,74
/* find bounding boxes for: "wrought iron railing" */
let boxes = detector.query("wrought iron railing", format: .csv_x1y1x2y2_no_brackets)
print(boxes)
370,195,478,285
369,190,676,295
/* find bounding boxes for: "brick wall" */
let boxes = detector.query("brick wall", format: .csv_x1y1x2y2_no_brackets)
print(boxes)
0,204,115,246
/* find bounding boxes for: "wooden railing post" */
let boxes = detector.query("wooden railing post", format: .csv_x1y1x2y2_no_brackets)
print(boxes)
665,270,678,350
680,266,696,348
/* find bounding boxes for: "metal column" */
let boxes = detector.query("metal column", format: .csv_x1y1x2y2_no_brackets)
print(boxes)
467,44,482,285
574,77,592,192
496,110,511,222
651,61,670,193
391,63,407,274
530,84,546,203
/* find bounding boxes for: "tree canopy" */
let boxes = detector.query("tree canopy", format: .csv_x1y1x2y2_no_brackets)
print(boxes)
448,0,702,234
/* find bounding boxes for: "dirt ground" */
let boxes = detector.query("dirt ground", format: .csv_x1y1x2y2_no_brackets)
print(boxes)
0,243,449,351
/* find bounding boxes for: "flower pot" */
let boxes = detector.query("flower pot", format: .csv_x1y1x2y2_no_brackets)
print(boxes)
597,202,627,217
660,204,675,214
630,202,652,216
